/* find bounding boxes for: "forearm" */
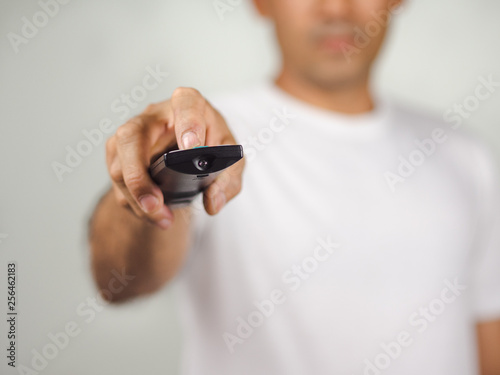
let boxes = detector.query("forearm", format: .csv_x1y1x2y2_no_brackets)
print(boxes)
477,319,500,375
88,188,191,303
87,89,243,302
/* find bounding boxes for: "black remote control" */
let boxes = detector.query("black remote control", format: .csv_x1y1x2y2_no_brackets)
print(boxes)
149,145,244,207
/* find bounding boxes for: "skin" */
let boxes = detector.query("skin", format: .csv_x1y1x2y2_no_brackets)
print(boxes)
258,0,402,113
88,0,500,372
89,88,244,301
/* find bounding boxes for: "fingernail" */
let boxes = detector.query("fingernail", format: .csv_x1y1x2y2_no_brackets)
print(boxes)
213,192,226,212
139,194,159,213
157,218,171,230
182,131,200,149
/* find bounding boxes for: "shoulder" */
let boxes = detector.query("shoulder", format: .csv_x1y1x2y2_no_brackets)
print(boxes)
389,98,499,191
390,99,490,154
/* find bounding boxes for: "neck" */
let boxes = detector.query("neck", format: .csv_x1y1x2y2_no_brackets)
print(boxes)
274,66,374,115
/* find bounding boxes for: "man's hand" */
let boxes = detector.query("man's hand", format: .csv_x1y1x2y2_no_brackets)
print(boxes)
105,87,245,229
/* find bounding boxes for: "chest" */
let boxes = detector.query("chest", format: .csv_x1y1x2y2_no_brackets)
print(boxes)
213,140,478,292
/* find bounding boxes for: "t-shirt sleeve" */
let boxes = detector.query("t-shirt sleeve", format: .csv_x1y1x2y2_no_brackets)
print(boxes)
470,142,500,322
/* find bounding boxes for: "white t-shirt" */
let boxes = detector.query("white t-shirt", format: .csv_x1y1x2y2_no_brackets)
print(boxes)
172,81,500,375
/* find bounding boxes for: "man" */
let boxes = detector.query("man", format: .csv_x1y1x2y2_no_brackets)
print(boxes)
88,0,500,374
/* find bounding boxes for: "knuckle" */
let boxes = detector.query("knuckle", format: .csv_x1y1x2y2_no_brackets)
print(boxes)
143,103,169,123
109,164,124,183
105,137,115,154
172,86,201,99
143,102,157,114
115,121,141,143
110,172,123,185
116,195,129,208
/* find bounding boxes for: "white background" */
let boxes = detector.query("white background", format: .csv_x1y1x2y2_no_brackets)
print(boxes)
0,0,499,374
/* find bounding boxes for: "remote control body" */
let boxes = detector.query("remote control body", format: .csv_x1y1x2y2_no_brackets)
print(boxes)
149,145,243,207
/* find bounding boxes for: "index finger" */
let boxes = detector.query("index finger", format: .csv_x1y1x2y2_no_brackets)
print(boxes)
170,87,208,150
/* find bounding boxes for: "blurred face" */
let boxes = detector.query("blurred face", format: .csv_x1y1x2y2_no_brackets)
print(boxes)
254,0,402,89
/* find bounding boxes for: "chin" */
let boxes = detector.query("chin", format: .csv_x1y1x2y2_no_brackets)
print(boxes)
304,63,367,90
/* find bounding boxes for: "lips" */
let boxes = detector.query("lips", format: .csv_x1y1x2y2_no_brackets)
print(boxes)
319,35,355,52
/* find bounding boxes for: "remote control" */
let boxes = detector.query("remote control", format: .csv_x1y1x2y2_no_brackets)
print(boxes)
149,145,244,207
